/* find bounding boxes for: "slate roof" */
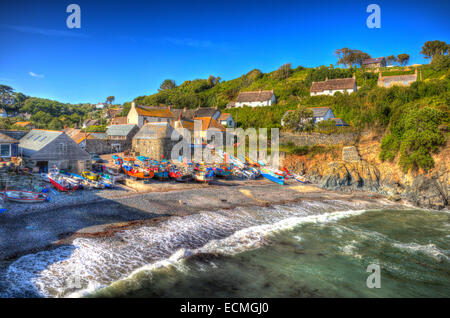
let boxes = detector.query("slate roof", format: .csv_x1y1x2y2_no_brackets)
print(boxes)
0,132,18,143
19,130,63,156
194,108,219,118
106,124,137,137
236,90,274,103
83,119,100,127
171,108,197,120
331,118,349,126
363,57,385,65
379,74,417,83
306,107,332,118
0,130,28,141
134,122,180,140
310,78,356,93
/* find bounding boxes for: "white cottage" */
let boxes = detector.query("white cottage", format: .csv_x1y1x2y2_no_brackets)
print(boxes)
234,90,276,108
310,76,357,96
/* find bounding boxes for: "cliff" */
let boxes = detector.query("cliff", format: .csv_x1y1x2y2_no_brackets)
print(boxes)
283,132,449,210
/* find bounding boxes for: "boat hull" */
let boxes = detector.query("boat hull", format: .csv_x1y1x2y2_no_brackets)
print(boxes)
48,176,70,192
261,173,285,185
2,191,49,203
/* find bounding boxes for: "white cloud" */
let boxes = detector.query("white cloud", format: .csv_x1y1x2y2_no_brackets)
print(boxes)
4,25,88,38
29,71,44,78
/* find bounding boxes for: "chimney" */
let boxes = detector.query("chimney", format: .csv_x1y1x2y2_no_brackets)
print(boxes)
183,107,187,112
131,102,136,109
352,73,356,79
168,105,171,111
325,76,328,81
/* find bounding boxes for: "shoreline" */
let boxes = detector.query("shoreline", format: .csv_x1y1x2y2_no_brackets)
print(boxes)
0,178,406,262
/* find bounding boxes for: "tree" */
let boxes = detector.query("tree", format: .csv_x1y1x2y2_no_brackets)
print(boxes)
158,79,177,91
273,63,292,80
431,54,450,71
207,75,221,87
397,53,410,66
385,55,397,66
106,96,115,105
282,106,314,132
0,84,13,96
335,48,371,68
420,40,449,62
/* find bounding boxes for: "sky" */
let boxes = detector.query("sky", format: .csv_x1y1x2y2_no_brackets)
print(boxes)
0,0,449,104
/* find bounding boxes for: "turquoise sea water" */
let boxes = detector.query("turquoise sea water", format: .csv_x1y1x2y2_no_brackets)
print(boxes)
1,200,449,298
92,209,450,298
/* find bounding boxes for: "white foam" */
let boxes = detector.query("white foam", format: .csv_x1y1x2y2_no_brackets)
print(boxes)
392,242,450,262
3,198,396,298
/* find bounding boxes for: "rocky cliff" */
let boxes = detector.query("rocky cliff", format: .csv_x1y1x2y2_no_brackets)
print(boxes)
282,133,449,210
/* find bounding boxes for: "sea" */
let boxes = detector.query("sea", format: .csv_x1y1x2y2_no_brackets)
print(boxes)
0,198,449,298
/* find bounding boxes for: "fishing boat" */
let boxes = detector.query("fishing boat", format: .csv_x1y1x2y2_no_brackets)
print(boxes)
82,171,99,181
48,174,75,191
154,170,169,180
260,167,285,185
169,168,192,182
1,190,49,203
213,165,232,179
194,167,215,183
122,166,154,179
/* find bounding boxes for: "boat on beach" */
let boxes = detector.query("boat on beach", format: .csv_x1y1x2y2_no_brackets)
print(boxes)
1,190,49,203
48,174,76,191
122,166,154,179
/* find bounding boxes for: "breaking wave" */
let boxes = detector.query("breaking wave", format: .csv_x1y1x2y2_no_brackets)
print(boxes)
0,198,400,298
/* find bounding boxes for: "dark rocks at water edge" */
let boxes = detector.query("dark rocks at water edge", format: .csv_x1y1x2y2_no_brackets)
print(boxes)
285,146,449,210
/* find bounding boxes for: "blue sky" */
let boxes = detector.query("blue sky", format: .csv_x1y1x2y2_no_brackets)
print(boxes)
0,0,449,104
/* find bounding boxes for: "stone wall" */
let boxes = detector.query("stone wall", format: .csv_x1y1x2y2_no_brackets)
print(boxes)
280,131,368,147
132,138,178,161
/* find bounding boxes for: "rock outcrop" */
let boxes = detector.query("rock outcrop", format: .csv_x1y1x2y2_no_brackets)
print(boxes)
282,141,449,210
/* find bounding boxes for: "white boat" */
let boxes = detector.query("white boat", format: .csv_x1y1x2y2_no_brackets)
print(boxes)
1,190,49,203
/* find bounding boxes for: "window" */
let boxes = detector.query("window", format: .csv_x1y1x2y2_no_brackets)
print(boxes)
0,144,11,157
57,143,67,154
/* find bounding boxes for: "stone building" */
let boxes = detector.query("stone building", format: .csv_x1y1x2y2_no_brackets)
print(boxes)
127,102,176,128
362,57,386,69
18,129,91,173
377,69,418,88
106,124,139,153
132,122,182,161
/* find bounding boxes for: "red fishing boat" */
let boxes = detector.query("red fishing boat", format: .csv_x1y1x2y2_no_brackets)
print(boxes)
122,166,154,179
47,174,75,191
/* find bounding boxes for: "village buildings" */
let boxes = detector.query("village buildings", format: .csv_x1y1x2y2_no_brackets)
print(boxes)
105,124,139,153
310,76,357,96
13,121,33,130
218,113,235,128
362,57,386,69
233,90,276,108
132,122,182,161
378,69,418,88
0,131,19,159
127,102,176,128
281,107,348,127
18,129,91,173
